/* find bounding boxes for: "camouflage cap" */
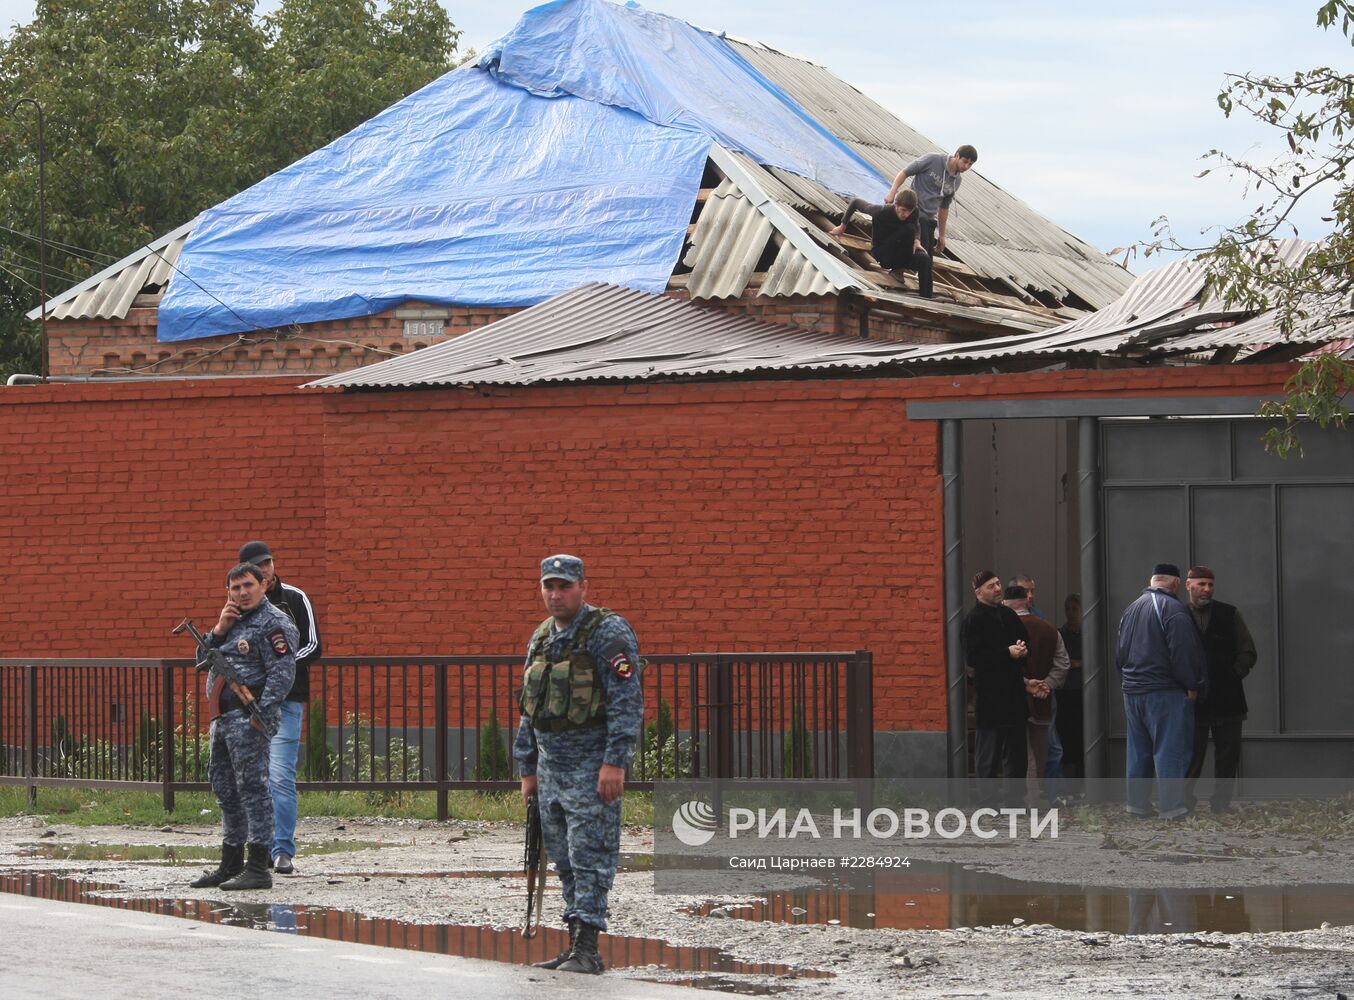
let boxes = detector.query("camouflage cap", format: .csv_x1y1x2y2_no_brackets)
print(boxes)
540,553,584,583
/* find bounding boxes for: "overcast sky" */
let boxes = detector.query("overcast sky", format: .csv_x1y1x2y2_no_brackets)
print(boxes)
1,0,1347,268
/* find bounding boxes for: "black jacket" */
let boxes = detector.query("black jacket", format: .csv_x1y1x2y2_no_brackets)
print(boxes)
1193,600,1254,720
962,602,1029,728
267,575,321,703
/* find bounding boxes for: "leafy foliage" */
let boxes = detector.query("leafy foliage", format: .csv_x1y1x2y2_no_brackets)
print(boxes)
0,0,461,379
303,694,332,781
782,703,815,778
474,706,513,782
335,711,424,806
1148,2,1354,455
132,710,164,779
633,698,694,781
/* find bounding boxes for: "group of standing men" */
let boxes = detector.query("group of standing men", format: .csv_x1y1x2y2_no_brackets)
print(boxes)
961,569,1074,805
1117,563,1255,819
963,562,1254,818
829,145,978,299
190,540,321,891
188,545,640,976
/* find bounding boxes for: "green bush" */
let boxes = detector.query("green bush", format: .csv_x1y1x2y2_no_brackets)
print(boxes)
339,713,424,806
68,737,116,778
134,711,164,781
50,714,75,777
172,708,211,782
782,703,815,778
303,696,334,781
474,706,513,781
633,698,694,781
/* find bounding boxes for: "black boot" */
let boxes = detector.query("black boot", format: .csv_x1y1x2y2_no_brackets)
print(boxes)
556,922,604,975
533,919,578,970
190,843,244,889
219,843,272,891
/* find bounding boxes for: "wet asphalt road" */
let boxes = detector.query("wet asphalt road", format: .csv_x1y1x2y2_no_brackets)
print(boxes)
0,893,698,1000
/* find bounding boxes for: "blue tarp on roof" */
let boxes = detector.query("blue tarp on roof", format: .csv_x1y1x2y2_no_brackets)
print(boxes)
157,0,887,343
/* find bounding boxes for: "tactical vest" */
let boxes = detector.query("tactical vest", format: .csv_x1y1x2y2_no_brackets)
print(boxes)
519,608,616,733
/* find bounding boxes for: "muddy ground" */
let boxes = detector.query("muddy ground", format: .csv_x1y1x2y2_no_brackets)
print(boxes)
2,809,1353,999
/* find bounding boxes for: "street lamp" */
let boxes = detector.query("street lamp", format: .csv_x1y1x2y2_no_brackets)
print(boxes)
11,97,46,381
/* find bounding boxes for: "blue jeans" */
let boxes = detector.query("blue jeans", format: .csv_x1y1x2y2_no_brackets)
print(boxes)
269,701,304,860
1124,689,1195,818
1045,696,1064,778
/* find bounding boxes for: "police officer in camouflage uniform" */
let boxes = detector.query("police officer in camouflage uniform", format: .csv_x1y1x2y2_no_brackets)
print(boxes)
190,562,297,892
514,554,643,975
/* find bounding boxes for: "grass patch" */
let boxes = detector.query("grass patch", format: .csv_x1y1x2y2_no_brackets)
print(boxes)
0,786,654,828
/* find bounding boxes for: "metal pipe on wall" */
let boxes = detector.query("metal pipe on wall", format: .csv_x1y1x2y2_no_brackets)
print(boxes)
1077,416,1107,781
942,419,967,778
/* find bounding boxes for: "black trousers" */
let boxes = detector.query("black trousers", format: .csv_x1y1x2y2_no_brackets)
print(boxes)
975,722,1027,805
1185,716,1243,809
921,217,938,253
880,249,933,298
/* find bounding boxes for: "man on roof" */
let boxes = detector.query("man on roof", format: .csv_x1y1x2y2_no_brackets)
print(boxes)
830,188,934,298
885,144,978,257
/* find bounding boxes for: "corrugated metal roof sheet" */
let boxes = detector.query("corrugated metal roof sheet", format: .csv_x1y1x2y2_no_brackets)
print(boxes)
682,178,774,299
304,283,944,388
725,40,1134,310
26,220,194,322
307,261,1353,390
903,240,1353,362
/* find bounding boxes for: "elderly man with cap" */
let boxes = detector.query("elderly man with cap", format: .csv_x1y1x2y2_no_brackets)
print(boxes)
1183,566,1256,813
961,569,1029,804
238,540,322,874
1115,563,1207,819
513,554,643,975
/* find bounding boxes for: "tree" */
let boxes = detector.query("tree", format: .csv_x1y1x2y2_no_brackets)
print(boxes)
1149,1,1354,456
0,0,460,380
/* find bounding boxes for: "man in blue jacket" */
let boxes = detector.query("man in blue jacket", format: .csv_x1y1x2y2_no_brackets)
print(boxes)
1115,563,1207,819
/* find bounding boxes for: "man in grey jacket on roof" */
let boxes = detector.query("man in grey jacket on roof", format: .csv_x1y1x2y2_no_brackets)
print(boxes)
885,145,977,256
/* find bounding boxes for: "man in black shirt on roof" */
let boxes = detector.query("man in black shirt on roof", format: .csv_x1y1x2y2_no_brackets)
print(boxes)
830,188,934,298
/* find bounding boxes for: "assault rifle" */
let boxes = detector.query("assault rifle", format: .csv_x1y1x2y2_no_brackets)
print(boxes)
173,617,278,739
522,792,547,938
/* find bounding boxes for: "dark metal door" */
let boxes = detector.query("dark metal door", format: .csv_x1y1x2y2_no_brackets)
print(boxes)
1099,418,1354,776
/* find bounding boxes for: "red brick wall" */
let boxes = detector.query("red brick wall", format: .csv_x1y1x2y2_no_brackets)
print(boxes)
319,380,946,731
0,363,1297,737
46,304,522,378
0,377,327,654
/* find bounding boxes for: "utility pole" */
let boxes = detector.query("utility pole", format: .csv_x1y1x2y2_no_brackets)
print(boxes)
11,98,47,381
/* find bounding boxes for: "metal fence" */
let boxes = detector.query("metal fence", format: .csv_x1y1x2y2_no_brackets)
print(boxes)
0,651,872,819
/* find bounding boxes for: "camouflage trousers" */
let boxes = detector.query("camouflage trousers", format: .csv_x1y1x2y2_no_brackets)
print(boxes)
209,712,273,846
537,758,622,931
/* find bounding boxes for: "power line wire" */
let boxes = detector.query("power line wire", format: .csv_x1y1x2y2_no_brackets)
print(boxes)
0,223,121,263
0,246,85,282
0,261,40,292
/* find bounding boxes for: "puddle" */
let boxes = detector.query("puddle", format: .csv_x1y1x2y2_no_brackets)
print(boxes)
0,872,828,992
19,844,222,864
686,860,1354,935
19,840,397,864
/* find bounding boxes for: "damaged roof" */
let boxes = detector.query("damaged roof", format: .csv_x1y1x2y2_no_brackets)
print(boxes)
31,1,1131,334
308,256,1351,389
